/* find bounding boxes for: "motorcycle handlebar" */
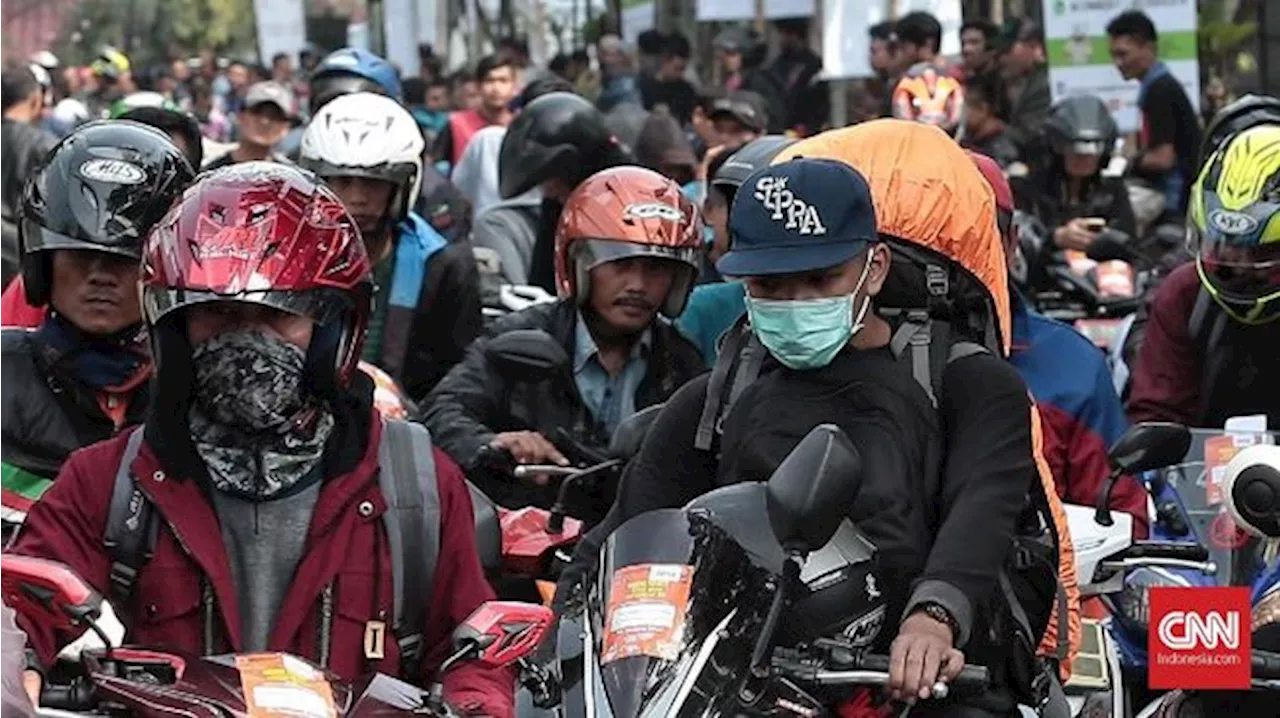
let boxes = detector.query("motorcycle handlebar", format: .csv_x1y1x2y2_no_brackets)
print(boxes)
1118,541,1210,562
856,653,990,691
40,682,94,712
775,652,989,696
1253,649,1280,679
1099,557,1217,575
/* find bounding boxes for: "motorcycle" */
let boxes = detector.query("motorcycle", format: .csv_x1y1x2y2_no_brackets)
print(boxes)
531,424,992,718
0,553,555,717
1050,423,1220,718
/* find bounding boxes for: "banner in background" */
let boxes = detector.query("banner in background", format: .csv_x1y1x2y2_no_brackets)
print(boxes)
384,0,422,77
253,0,306,67
821,0,962,79
622,0,656,47
1043,0,1199,133
696,0,815,22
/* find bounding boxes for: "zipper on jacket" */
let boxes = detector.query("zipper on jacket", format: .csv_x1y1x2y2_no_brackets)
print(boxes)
201,578,215,655
318,582,335,668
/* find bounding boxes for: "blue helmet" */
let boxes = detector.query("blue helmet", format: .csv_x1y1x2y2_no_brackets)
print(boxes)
309,48,402,114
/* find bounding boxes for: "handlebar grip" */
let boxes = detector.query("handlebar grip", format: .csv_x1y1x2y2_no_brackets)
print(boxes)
40,682,92,711
1121,541,1210,562
474,445,516,474
847,654,988,690
1253,650,1280,679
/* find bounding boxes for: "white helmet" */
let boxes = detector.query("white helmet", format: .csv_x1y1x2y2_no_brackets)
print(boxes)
1222,444,1280,539
299,91,424,227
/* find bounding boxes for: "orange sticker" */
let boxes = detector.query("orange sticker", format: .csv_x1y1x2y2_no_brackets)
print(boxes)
1204,433,1265,505
600,564,693,664
235,653,339,718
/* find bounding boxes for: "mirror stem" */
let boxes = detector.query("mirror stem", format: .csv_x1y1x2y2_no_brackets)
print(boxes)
1094,469,1120,526
89,620,113,656
749,552,802,677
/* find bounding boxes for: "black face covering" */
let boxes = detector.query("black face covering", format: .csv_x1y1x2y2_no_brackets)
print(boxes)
188,329,333,500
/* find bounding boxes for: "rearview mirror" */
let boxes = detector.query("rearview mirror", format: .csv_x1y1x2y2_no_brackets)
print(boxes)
765,425,863,554
1108,422,1191,475
1085,229,1134,263
609,403,665,460
484,329,570,383
0,554,102,633
452,600,554,668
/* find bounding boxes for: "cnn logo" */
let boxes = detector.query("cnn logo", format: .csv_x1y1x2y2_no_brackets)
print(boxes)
1155,610,1240,650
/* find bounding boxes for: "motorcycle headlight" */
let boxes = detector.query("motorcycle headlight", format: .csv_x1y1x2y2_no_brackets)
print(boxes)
1105,566,1193,637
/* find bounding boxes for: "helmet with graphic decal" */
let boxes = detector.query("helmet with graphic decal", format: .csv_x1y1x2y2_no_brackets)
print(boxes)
554,166,704,317
19,120,194,307
140,162,373,407
1187,123,1280,325
891,63,964,133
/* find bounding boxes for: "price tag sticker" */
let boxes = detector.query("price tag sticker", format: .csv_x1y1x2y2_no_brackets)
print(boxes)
600,564,693,664
235,653,338,718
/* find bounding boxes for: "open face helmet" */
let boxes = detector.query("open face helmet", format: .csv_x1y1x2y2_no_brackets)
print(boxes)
309,48,402,114
554,166,703,318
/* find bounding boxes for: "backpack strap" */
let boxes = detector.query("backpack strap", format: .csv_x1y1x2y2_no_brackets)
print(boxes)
999,571,1071,718
376,418,441,679
103,427,158,609
695,318,757,453
1187,285,1215,344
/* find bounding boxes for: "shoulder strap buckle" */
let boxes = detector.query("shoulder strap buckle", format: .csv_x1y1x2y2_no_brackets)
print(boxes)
925,264,949,298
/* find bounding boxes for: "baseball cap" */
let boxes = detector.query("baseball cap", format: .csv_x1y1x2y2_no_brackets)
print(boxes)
244,81,297,121
710,91,767,133
718,158,878,277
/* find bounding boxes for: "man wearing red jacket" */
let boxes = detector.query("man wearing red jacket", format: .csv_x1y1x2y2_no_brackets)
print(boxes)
971,152,1149,535
12,164,513,715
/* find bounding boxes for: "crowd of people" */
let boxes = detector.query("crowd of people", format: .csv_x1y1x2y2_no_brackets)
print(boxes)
1,6,1277,718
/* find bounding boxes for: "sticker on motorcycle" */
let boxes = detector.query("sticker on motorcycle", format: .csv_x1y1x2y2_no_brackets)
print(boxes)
235,652,339,718
601,563,694,664
1204,433,1269,505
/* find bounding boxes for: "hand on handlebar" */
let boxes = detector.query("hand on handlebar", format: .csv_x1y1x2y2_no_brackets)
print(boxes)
890,612,966,703
23,669,40,709
1054,219,1098,252
490,432,568,485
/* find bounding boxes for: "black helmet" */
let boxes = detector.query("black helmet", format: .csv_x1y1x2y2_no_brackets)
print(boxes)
110,93,205,168
1044,95,1118,170
1200,94,1280,169
712,135,797,201
498,92,632,200
19,120,195,306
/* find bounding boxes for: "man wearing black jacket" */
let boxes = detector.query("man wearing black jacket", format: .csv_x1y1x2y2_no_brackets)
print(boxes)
423,166,705,519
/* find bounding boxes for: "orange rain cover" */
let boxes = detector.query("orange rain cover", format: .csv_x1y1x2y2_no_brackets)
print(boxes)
773,119,1012,356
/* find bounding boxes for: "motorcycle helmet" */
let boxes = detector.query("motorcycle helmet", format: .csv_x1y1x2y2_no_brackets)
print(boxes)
891,63,964,133
19,120,194,307
554,166,703,317
308,48,402,115
1200,94,1280,169
498,92,631,200
1044,94,1118,172
299,92,424,235
90,47,130,84
140,163,373,406
1187,124,1280,325
108,92,204,168
711,135,797,206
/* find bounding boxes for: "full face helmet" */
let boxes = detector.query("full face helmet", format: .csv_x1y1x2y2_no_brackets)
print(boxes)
554,166,703,318
1187,124,1280,325
891,63,964,134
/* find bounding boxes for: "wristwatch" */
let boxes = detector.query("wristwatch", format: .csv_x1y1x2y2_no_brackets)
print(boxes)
914,602,959,640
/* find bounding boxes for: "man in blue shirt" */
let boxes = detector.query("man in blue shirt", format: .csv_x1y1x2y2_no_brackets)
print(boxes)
423,166,705,517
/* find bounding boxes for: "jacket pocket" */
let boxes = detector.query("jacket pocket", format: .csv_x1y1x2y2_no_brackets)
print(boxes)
328,570,397,678
131,569,206,651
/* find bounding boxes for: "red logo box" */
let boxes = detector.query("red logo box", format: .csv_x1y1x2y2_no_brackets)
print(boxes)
1148,586,1251,690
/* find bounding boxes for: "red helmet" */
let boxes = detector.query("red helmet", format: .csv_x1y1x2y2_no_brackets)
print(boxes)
554,166,703,317
141,162,373,398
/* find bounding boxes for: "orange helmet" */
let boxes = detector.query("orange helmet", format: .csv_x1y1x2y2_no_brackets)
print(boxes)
892,64,964,132
554,166,703,317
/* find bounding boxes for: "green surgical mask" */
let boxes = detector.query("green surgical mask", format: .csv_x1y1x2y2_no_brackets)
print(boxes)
744,257,873,370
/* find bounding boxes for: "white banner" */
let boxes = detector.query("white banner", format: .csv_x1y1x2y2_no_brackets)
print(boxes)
384,0,421,77
821,0,962,79
696,0,815,22
253,0,307,68
1042,0,1199,133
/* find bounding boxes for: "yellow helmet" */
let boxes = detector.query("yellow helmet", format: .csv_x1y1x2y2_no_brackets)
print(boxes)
1187,124,1280,324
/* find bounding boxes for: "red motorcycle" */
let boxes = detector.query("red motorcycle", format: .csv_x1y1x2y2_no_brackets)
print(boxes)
1,554,555,717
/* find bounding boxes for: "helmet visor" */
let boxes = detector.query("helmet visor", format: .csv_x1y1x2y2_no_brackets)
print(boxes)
1189,222,1280,300
21,218,142,259
573,238,700,274
143,286,355,328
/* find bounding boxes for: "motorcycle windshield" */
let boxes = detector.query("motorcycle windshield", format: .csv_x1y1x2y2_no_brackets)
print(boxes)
591,508,703,718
